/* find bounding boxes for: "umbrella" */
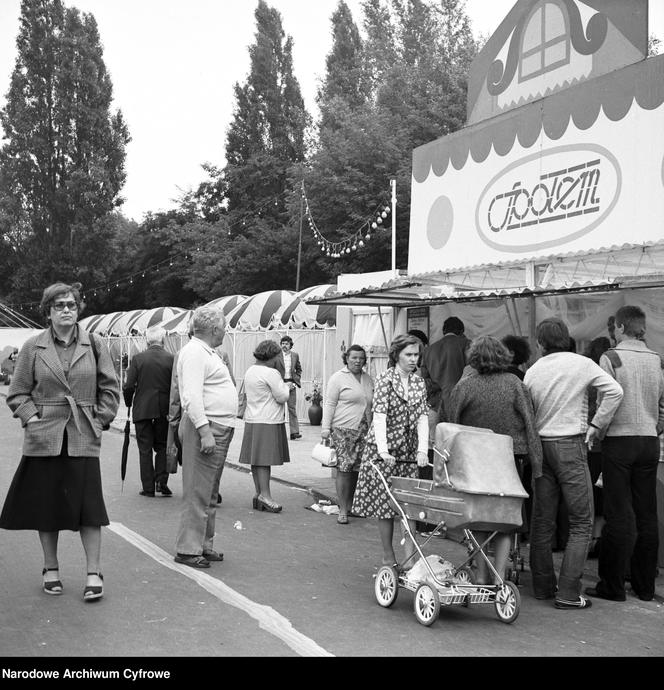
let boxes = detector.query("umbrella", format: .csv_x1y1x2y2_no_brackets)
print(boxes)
226,290,295,330
121,411,131,493
277,284,338,328
205,294,249,315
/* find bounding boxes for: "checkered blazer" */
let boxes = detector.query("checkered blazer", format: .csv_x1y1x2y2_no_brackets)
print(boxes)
6,326,120,457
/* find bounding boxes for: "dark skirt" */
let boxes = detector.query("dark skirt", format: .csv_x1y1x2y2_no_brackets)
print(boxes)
238,423,290,466
0,448,109,531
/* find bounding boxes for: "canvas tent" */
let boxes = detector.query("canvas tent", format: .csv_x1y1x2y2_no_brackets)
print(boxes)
306,0,664,564
0,302,42,359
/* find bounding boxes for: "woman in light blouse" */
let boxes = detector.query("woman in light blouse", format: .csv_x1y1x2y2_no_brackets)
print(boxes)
238,340,291,512
321,345,373,525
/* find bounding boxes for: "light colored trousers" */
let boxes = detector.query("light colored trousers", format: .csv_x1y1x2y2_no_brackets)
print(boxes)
175,415,234,556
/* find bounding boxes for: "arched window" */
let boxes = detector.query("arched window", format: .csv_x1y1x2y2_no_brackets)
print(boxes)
519,0,570,82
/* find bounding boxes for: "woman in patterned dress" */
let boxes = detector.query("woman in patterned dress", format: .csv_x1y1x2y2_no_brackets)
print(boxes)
351,334,430,568
321,345,373,525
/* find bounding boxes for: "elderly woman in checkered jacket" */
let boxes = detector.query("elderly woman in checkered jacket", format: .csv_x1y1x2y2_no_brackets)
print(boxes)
0,282,119,602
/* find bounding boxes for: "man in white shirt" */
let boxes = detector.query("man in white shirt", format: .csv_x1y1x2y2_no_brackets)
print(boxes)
173,306,238,569
275,335,302,440
524,317,623,610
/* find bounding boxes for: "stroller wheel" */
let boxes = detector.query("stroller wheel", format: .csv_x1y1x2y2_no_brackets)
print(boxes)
508,568,520,586
374,565,399,608
414,583,440,626
494,581,520,623
455,566,475,585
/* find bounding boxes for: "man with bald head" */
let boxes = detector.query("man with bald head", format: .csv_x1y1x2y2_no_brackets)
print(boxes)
123,326,174,497
173,305,238,569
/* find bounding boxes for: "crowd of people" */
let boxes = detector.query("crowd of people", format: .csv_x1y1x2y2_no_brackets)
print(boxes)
1,281,662,612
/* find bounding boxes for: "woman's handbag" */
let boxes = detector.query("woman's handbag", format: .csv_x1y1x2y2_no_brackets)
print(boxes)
311,438,337,467
237,381,247,419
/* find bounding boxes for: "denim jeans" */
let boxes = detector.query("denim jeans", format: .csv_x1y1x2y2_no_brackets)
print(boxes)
175,415,234,556
530,436,593,601
598,436,660,599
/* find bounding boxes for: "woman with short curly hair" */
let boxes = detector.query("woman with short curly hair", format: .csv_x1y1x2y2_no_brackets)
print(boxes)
449,335,542,584
1,281,119,602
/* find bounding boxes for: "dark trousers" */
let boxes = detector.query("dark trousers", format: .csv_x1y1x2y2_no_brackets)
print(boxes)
598,436,660,599
135,417,169,492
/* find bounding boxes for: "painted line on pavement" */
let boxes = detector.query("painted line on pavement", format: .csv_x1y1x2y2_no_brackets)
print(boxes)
107,521,334,658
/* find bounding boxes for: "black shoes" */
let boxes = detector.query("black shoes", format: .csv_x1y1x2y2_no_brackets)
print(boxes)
290,433,302,440
156,484,172,496
139,490,155,497
554,595,592,609
217,493,222,504
175,554,210,569
584,585,626,602
202,549,224,562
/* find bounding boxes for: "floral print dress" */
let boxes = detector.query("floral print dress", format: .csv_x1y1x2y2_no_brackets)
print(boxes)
351,367,428,520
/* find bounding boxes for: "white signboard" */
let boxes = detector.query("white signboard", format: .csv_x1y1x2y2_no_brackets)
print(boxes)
408,102,664,274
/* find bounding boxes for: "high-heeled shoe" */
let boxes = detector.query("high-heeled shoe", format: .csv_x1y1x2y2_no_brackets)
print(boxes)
83,572,104,602
256,495,282,513
42,567,63,595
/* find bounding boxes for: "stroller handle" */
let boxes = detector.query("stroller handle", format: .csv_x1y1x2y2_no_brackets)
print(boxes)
433,447,454,489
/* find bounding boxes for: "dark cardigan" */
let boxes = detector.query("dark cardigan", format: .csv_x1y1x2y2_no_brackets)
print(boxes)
448,371,543,478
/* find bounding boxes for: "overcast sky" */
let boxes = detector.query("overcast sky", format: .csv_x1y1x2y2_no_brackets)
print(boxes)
0,0,661,222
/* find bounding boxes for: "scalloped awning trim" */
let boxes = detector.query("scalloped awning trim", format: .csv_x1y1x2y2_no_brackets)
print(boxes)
413,53,664,184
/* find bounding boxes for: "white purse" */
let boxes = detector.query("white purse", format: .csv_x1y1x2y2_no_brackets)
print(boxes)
311,439,337,467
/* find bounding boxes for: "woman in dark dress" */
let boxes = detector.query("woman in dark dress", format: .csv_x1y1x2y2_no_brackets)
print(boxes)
0,282,119,601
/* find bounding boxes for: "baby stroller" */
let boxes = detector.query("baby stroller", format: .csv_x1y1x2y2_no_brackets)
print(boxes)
371,423,529,626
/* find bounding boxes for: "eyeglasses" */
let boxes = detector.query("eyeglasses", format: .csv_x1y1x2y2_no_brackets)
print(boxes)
52,301,78,311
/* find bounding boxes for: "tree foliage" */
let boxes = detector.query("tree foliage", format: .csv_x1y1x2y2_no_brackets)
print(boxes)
301,0,477,278
0,0,130,306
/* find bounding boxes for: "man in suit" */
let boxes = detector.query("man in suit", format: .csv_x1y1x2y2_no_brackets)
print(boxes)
123,326,174,497
275,335,302,440
420,316,470,423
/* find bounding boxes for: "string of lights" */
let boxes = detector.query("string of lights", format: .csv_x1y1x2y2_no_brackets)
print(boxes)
302,181,391,259
8,190,294,311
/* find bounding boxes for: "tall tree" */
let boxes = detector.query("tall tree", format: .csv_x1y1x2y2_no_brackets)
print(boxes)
187,1,310,295
222,0,308,226
303,0,477,276
0,0,130,303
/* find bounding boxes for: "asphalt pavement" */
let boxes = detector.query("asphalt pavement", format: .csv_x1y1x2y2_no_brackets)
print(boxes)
1,385,663,662
2,386,664,604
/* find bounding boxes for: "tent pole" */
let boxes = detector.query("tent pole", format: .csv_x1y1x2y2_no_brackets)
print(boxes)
511,297,523,336
503,300,517,335
529,296,537,364
391,179,397,277
377,306,389,351
296,181,304,292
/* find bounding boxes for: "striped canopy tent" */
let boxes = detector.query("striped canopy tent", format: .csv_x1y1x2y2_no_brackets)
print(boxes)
159,309,193,334
276,284,337,329
226,290,295,330
125,307,188,335
204,294,248,315
103,309,147,336
80,311,126,335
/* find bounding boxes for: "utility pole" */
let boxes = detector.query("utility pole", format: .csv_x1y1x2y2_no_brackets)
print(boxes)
391,179,397,276
296,180,304,292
